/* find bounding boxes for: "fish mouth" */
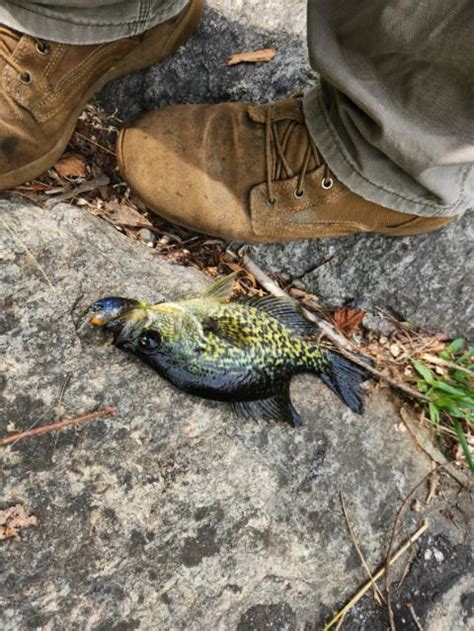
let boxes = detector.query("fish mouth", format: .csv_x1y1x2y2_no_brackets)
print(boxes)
79,297,145,333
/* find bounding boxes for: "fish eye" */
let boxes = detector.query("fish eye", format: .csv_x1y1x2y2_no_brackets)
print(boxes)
138,331,161,352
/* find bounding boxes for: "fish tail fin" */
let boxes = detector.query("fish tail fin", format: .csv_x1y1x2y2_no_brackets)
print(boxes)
309,347,370,414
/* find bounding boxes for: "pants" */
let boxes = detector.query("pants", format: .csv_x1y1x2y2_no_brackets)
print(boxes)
1,0,472,218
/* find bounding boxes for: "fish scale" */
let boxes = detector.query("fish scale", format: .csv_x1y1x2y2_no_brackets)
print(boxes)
83,273,369,426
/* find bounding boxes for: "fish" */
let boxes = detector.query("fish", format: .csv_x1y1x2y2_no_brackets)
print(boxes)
82,273,370,426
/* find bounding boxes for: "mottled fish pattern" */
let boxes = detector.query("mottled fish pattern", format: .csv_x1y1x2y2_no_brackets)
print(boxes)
83,273,369,426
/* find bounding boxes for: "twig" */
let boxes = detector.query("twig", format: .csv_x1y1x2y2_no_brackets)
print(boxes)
384,466,444,631
45,175,110,208
240,251,352,350
73,131,116,156
396,546,416,591
9,373,72,448
0,214,55,290
337,347,429,402
334,612,347,631
322,521,428,630
426,467,439,504
234,250,430,402
421,353,472,375
405,603,423,631
1,406,117,446
339,491,385,605
399,407,471,489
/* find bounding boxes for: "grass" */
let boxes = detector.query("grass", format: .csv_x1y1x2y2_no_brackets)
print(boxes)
413,338,474,471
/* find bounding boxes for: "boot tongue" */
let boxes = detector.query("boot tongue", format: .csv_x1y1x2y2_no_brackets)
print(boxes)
247,98,305,124
248,98,317,179
278,119,317,177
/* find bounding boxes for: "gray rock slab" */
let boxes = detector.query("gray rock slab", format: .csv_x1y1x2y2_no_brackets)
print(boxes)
252,210,474,340
1,199,471,630
98,1,316,122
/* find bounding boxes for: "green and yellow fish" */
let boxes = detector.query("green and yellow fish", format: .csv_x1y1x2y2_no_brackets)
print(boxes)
83,273,369,426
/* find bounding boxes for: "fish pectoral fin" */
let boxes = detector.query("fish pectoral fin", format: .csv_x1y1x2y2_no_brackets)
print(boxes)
202,316,252,348
202,271,239,302
235,295,317,338
232,386,302,427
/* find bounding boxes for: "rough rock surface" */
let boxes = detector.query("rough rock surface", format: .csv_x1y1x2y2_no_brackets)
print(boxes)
1,199,472,630
99,0,472,341
252,211,474,340
99,1,315,122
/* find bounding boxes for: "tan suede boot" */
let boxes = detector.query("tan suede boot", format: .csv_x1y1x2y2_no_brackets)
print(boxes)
117,97,452,242
0,0,203,190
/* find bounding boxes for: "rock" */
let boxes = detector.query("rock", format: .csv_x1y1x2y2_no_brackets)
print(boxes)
138,227,157,247
362,312,396,338
252,211,474,340
98,1,316,122
0,198,471,629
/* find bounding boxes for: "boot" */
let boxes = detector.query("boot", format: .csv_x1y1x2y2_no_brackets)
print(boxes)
117,96,452,242
0,0,203,190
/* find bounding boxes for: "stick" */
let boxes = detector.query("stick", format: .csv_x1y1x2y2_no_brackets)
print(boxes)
339,491,385,605
236,251,430,402
322,521,428,631
396,546,416,591
1,406,117,446
399,409,470,489
405,603,424,631
45,175,110,208
74,131,116,156
384,466,444,630
241,251,353,350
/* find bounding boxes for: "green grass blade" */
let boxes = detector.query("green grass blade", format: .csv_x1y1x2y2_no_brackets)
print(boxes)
413,361,434,384
446,338,465,354
453,420,474,473
432,380,471,398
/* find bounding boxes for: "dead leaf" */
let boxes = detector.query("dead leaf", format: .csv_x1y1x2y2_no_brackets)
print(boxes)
54,153,88,179
228,48,276,66
333,307,365,335
0,505,37,540
89,199,154,231
14,181,52,192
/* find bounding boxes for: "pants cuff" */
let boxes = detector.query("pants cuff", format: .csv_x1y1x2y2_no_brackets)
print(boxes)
0,0,188,45
303,87,462,218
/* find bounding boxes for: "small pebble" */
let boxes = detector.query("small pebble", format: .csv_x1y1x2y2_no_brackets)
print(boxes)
390,343,401,357
139,228,157,247
433,548,445,562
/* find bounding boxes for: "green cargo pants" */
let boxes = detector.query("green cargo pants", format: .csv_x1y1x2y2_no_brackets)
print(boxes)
1,0,472,218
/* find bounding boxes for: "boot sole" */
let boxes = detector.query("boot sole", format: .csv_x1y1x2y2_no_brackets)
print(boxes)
0,0,204,191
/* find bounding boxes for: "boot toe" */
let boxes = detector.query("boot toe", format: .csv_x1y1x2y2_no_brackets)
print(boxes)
117,104,255,240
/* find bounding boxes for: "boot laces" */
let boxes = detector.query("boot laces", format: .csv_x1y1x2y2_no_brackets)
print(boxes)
264,103,333,205
0,26,50,85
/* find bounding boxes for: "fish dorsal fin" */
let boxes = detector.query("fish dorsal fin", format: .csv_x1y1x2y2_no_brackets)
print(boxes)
232,383,302,427
237,295,317,337
202,272,239,302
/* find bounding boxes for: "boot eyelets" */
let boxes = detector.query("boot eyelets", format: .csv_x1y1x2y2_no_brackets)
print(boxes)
294,189,305,199
35,41,50,56
321,177,334,190
266,196,277,207
19,71,32,85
